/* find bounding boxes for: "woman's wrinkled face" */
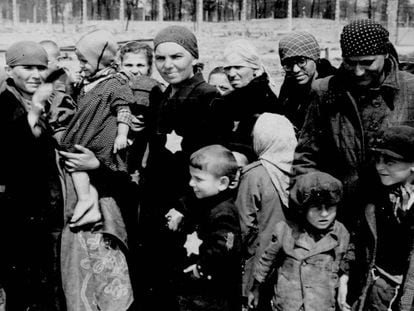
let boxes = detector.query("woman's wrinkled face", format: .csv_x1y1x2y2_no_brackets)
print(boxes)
154,42,195,85
6,65,47,98
224,66,256,89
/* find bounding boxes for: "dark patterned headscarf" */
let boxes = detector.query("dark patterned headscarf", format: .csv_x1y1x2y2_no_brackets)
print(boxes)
278,31,320,62
340,19,389,57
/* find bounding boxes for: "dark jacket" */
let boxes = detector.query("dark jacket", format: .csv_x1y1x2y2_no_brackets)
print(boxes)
353,197,414,311
220,72,279,149
178,192,242,310
292,57,414,228
0,83,65,310
278,58,337,134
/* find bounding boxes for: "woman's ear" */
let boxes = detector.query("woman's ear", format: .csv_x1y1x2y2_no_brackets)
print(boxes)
5,65,12,77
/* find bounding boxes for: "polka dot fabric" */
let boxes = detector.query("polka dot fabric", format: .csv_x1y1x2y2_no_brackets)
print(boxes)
340,19,389,57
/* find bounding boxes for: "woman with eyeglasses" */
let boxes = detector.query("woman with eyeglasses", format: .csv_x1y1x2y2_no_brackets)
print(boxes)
221,39,280,152
278,31,337,134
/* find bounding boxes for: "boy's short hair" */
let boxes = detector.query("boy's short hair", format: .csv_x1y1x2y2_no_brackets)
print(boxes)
290,171,343,211
190,144,239,181
372,125,414,162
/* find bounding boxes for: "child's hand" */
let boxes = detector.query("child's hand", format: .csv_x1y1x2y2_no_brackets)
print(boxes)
70,186,101,228
165,208,184,231
247,287,260,310
183,264,201,279
337,275,351,311
32,83,54,113
113,135,128,153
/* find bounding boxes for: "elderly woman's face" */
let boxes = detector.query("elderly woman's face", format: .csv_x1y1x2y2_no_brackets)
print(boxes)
6,65,47,97
224,66,256,89
155,42,195,85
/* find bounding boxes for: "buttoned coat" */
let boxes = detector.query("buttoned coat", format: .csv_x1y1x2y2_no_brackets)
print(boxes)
254,220,350,311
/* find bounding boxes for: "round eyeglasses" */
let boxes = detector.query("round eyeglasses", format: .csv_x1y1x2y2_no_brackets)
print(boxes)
282,57,309,72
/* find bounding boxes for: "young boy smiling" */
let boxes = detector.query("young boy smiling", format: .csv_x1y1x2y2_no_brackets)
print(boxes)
352,125,414,311
177,144,242,311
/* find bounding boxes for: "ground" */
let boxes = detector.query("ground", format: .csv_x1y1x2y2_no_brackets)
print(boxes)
1,17,413,93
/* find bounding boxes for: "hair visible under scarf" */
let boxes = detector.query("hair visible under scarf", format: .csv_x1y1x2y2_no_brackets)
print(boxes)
340,19,390,57
252,113,298,208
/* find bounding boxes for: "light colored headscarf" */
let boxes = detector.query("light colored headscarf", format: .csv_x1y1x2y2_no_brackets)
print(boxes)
223,39,262,70
223,39,278,93
253,113,298,208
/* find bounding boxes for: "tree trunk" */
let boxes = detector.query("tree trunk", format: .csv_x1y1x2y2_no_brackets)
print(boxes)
46,0,52,24
387,0,398,44
335,0,340,21
157,0,163,20
196,0,203,31
241,0,247,21
82,0,87,22
310,0,315,17
368,0,372,18
120,0,125,20
12,0,18,25
288,0,292,30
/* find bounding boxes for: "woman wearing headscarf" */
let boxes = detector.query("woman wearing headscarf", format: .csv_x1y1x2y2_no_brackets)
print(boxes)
235,113,297,311
277,31,337,135
0,41,65,310
221,39,280,150
138,25,230,311
58,29,135,311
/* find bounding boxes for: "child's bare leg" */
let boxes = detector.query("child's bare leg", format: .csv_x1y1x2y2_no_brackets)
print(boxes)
70,171,101,226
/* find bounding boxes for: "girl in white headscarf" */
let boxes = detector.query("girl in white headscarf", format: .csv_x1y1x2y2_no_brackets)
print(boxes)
235,113,297,311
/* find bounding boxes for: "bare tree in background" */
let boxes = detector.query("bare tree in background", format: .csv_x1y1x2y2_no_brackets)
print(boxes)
12,0,18,24
120,0,125,20
82,0,87,23
158,0,164,20
46,0,52,24
388,0,398,43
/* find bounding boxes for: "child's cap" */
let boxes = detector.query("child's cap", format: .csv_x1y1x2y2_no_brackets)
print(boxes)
371,125,414,162
290,171,343,208
75,29,118,71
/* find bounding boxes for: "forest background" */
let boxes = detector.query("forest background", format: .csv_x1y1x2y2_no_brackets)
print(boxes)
0,0,413,91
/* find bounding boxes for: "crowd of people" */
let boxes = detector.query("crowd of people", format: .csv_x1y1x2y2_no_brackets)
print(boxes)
0,18,414,311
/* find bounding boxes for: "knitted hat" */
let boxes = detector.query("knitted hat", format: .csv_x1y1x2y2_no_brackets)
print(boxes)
75,29,118,72
278,31,320,62
372,125,414,161
340,19,389,57
6,41,48,68
223,39,262,69
153,25,199,59
290,172,343,209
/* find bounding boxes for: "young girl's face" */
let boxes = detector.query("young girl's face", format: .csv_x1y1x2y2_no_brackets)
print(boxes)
121,52,150,77
375,153,414,186
306,204,337,230
76,51,95,78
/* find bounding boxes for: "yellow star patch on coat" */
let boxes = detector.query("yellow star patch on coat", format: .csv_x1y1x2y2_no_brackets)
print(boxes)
184,231,203,257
